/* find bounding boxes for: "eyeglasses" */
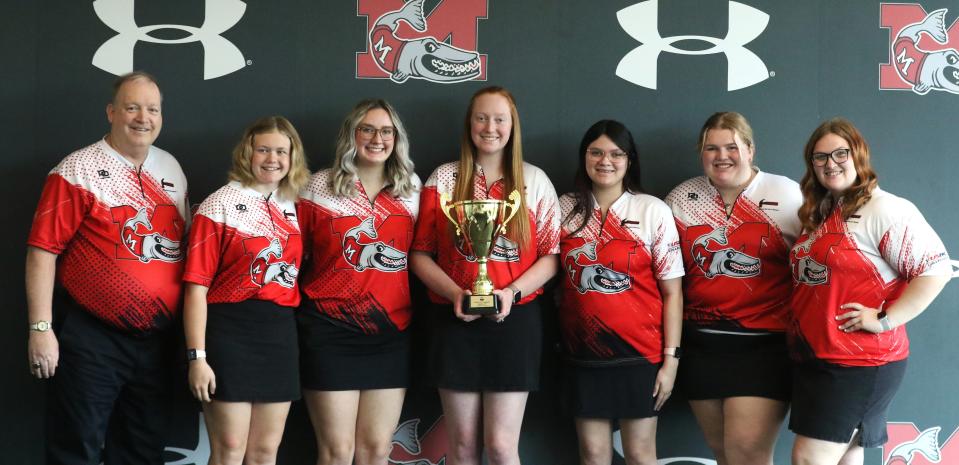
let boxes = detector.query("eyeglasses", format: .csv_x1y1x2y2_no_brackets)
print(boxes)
586,148,628,162
811,148,850,166
356,125,395,141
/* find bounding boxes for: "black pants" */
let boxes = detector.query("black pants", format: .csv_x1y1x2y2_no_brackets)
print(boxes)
47,303,175,465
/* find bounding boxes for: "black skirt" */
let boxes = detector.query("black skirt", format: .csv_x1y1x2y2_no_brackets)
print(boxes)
562,359,660,419
297,309,410,391
205,300,300,402
677,327,791,401
428,299,543,392
789,359,907,448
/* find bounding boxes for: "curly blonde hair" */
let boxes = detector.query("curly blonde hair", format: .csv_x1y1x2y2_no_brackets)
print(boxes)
328,99,417,198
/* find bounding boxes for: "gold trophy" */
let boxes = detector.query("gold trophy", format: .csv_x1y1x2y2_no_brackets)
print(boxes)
440,190,522,315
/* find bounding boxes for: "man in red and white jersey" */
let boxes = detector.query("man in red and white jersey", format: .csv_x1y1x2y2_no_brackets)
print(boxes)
25,72,189,465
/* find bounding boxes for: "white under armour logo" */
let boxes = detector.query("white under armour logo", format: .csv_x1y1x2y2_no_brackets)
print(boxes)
616,0,770,91
92,0,247,80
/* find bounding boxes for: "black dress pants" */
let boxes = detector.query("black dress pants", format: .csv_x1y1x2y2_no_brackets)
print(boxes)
46,304,174,465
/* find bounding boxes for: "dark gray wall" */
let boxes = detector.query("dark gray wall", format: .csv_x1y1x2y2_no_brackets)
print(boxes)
5,1,958,464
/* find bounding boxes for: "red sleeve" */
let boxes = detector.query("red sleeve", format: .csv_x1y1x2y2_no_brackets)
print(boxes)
182,215,224,287
26,174,95,254
296,199,314,257
411,185,439,253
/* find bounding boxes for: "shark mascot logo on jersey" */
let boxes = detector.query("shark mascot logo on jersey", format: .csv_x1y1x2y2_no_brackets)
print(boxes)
341,217,407,272
454,234,520,263
790,236,829,286
564,242,630,294
250,238,298,288
691,227,760,279
120,207,182,263
368,0,482,84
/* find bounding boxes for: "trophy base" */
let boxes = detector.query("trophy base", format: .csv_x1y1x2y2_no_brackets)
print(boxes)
463,294,500,316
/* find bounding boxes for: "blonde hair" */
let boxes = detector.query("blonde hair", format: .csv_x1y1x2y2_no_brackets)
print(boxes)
328,99,417,198
453,86,531,248
697,111,756,155
798,118,878,232
228,116,310,201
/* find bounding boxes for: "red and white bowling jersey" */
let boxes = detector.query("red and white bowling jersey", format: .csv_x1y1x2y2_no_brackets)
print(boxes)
559,192,684,363
183,182,301,307
789,188,950,367
298,169,420,334
27,139,189,334
665,170,802,332
412,162,561,305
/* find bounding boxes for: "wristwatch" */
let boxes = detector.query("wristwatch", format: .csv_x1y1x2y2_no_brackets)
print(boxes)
664,347,683,359
878,312,893,333
187,349,207,361
29,320,51,332
507,284,522,304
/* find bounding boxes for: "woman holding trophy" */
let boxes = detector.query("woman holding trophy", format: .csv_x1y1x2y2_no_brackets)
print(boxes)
411,86,560,465
558,120,684,465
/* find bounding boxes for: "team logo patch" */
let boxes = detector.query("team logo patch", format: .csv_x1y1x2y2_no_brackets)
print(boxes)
247,237,298,288
880,4,959,95
690,226,760,278
564,241,631,294
883,422,959,465
111,205,183,263
389,416,449,465
356,0,487,84
340,217,408,272
92,0,247,80
616,0,770,91
455,234,519,263
790,235,829,286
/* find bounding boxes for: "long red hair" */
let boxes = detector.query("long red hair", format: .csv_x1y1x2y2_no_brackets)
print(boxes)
798,118,878,232
453,86,531,248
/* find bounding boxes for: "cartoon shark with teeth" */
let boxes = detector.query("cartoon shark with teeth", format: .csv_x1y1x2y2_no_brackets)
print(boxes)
885,426,942,465
564,242,630,294
369,0,482,84
341,217,407,272
250,238,298,288
120,207,181,263
455,235,519,263
691,227,760,279
790,236,828,286
891,8,959,95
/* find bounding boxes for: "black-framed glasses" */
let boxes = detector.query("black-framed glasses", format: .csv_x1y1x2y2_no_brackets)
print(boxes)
586,148,628,162
811,148,850,167
356,125,395,141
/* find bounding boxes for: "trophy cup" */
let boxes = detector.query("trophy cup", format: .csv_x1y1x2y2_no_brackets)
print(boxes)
440,190,522,315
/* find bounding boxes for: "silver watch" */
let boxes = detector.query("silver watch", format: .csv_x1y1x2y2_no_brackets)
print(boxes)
29,320,51,332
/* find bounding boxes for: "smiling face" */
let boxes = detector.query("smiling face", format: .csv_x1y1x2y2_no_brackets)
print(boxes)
812,132,857,196
701,128,754,190
354,108,395,168
106,78,162,161
585,134,628,191
470,93,513,157
250,131,291,194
